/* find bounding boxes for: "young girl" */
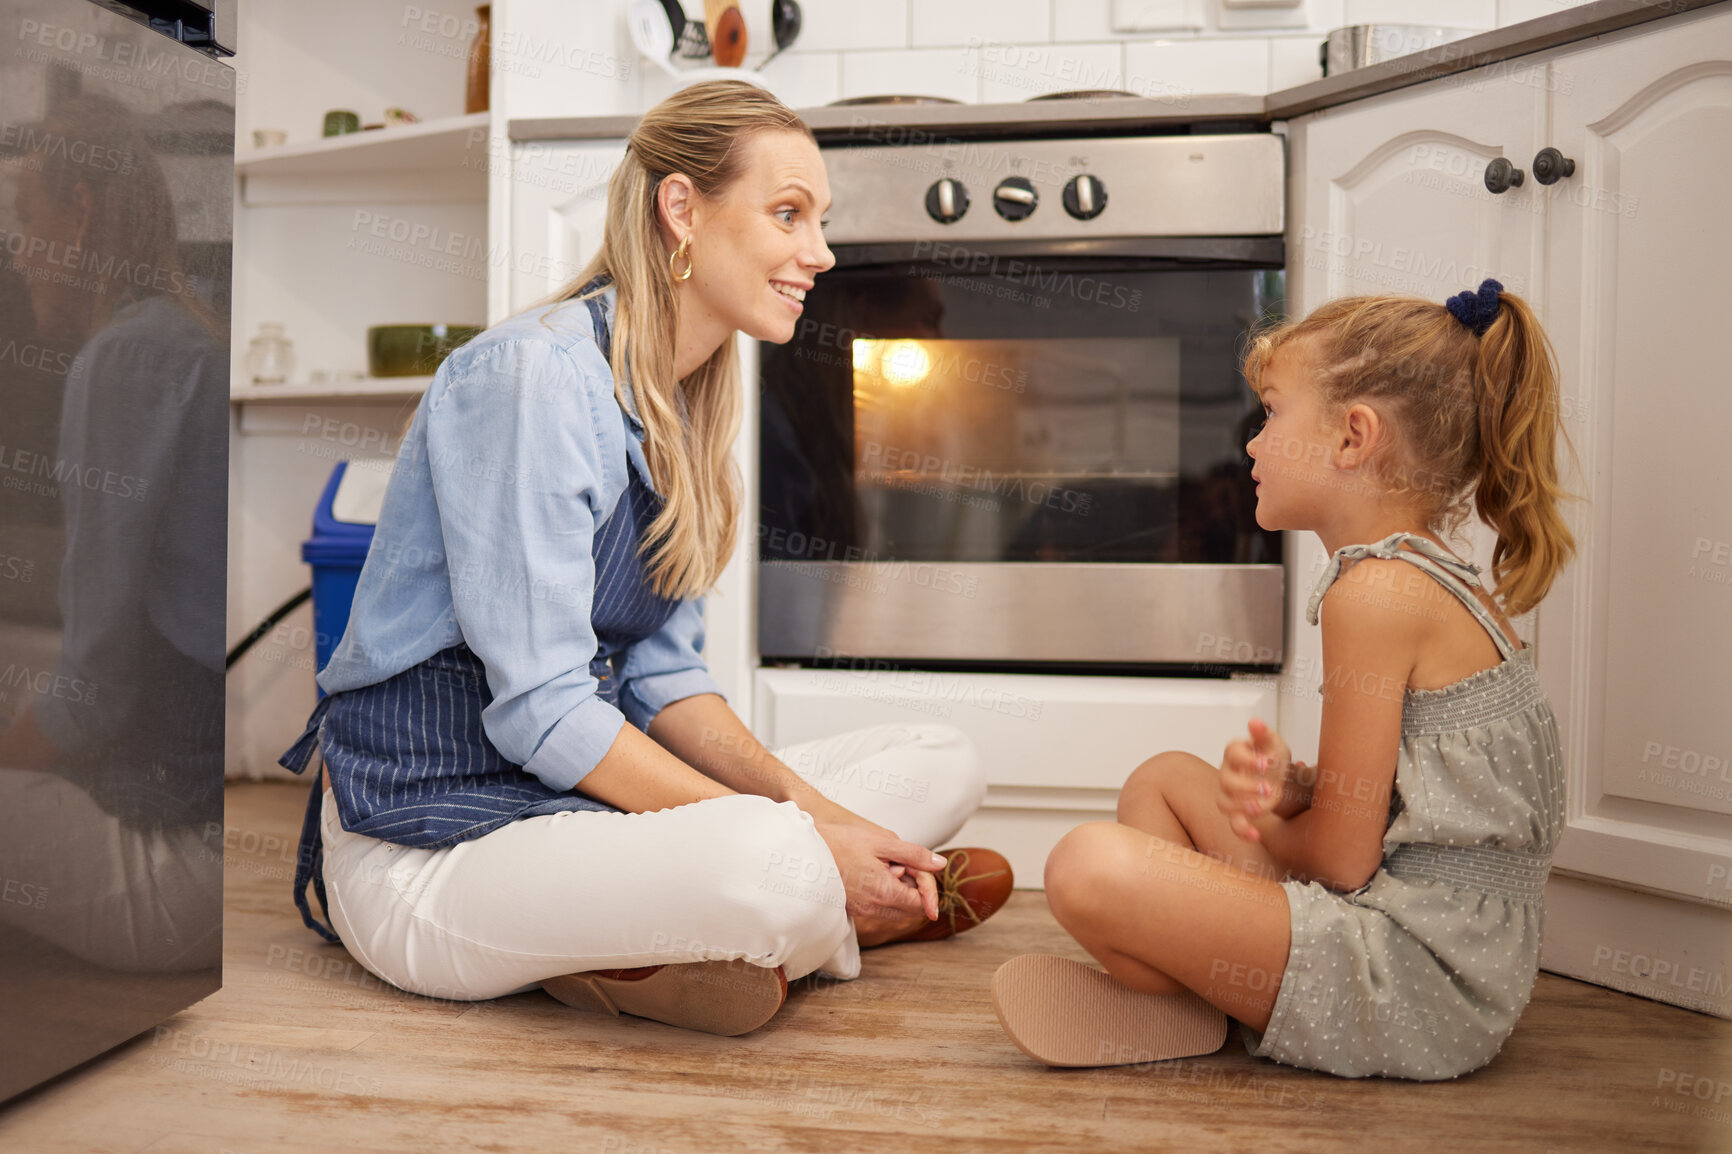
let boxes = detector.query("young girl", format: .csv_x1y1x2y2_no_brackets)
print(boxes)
991,278,1574,1081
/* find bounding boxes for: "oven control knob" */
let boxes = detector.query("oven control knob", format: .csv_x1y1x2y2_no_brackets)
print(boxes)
1063,174,1107,220
925,177,969,224
993,176,1038,221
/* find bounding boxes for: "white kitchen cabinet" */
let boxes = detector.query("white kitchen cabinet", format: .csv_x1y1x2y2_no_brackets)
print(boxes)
505,140,626,312
1282,3,1732,1015
1533,5,1732,1016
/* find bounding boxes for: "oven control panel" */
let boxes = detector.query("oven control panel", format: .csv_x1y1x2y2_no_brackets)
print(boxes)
941,173,1107,223
822,133,1282,244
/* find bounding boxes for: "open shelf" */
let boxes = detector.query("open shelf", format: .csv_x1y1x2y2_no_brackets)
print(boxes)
230,376,432,406
237,112,490,179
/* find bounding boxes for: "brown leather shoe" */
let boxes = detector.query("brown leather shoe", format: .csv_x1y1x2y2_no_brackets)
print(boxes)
542,961,788,1036
888,846,1015,944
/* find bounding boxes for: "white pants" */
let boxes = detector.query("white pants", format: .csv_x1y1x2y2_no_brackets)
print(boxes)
319,723,985,1001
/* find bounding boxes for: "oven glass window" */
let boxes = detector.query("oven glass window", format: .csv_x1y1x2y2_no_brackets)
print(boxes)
760,262,1283,566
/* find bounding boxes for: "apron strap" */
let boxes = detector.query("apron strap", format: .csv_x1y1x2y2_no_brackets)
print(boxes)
293,774,341,944
279,694,342,943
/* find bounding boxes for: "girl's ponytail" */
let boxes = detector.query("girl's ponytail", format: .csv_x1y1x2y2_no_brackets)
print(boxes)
1470,291,1576,616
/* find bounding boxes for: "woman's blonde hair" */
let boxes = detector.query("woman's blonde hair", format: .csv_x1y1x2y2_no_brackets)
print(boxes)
1242,289,1575,616
546,80,814,601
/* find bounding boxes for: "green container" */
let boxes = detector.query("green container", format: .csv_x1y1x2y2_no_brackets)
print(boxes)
367,324,483,378
323,109,361,137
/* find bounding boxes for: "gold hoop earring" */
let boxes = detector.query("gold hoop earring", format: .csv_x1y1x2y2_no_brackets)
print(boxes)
669,234,693,282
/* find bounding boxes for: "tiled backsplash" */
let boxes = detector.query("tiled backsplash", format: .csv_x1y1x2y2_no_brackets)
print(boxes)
496,0,1596,122
638,0,1594,112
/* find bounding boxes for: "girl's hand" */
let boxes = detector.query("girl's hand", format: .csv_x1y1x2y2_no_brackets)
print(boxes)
1218,718,1294,844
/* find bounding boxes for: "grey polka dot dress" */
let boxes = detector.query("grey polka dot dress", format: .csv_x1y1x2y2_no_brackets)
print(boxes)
1245,532,1565,1081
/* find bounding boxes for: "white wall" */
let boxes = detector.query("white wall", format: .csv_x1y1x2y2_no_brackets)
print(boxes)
498,0,1598,121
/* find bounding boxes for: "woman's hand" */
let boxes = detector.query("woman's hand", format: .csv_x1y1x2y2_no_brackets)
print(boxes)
1218,718,1294,844
814,819,942,923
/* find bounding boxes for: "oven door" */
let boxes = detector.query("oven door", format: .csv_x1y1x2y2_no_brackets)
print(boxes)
758,239,1285,671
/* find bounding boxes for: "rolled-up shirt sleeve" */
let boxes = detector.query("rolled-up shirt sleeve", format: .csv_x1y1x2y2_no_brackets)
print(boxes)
423,338,625,793
616,595,727,732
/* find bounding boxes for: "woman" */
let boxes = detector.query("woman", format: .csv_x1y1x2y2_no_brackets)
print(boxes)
279,81,1009,1037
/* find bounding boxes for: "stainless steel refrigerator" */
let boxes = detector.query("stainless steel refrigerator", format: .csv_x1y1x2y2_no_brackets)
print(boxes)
0,0,232,1102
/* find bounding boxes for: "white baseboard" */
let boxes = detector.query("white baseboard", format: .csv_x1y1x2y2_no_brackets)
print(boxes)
1540,872,1732,1020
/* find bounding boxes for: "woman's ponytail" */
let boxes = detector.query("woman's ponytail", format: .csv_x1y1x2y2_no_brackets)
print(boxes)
1471,292,1576,616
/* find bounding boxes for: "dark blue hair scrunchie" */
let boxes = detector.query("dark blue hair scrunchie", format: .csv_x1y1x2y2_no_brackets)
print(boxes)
1445,277,1504,337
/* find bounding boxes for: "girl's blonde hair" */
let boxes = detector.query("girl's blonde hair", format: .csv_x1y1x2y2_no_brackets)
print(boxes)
544,80,814,601
1242,289,1575,616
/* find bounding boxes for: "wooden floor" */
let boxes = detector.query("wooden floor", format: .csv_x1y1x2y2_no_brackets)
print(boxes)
2,782,1729,1154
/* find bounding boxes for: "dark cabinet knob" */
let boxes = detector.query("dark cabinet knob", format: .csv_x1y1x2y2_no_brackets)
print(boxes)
1531,146,1576,185
925,177,969,224
1484,157,1525,194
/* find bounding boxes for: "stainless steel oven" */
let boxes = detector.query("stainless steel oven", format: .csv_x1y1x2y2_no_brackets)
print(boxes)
758,131,1286,671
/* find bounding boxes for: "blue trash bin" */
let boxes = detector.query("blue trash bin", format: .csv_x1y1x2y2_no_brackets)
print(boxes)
300,461,381,682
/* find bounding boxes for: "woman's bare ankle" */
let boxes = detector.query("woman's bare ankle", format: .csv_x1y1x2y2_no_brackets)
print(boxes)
855,908,928,948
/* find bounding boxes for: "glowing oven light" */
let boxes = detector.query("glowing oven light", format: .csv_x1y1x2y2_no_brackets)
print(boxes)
879,340,931,388
852,340,876,373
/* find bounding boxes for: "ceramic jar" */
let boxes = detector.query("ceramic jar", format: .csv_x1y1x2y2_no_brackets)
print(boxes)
466,6,491,115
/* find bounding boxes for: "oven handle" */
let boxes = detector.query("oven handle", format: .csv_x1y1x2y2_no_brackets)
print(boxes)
828,235,1284,268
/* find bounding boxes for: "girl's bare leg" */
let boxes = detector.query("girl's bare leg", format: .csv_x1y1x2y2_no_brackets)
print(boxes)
1115,750,1285,884
1042,751,1294,1032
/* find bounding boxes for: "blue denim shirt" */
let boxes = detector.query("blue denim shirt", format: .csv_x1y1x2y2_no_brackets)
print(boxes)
315,285,725,795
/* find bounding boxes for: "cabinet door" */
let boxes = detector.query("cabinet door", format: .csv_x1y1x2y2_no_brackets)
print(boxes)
1536,5,1732,1014
1281,73,1547,759
505,140,627,314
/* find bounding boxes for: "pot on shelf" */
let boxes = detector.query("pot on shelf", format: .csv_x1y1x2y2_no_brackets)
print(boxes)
367,324,484,378
1321,24,1479,77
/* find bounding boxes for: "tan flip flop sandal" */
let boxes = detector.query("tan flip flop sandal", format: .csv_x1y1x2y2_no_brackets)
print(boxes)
992,954,1228,1067
542,961,788,1037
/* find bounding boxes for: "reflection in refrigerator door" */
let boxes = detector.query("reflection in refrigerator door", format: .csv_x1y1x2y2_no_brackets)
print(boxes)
0,0,231,1103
